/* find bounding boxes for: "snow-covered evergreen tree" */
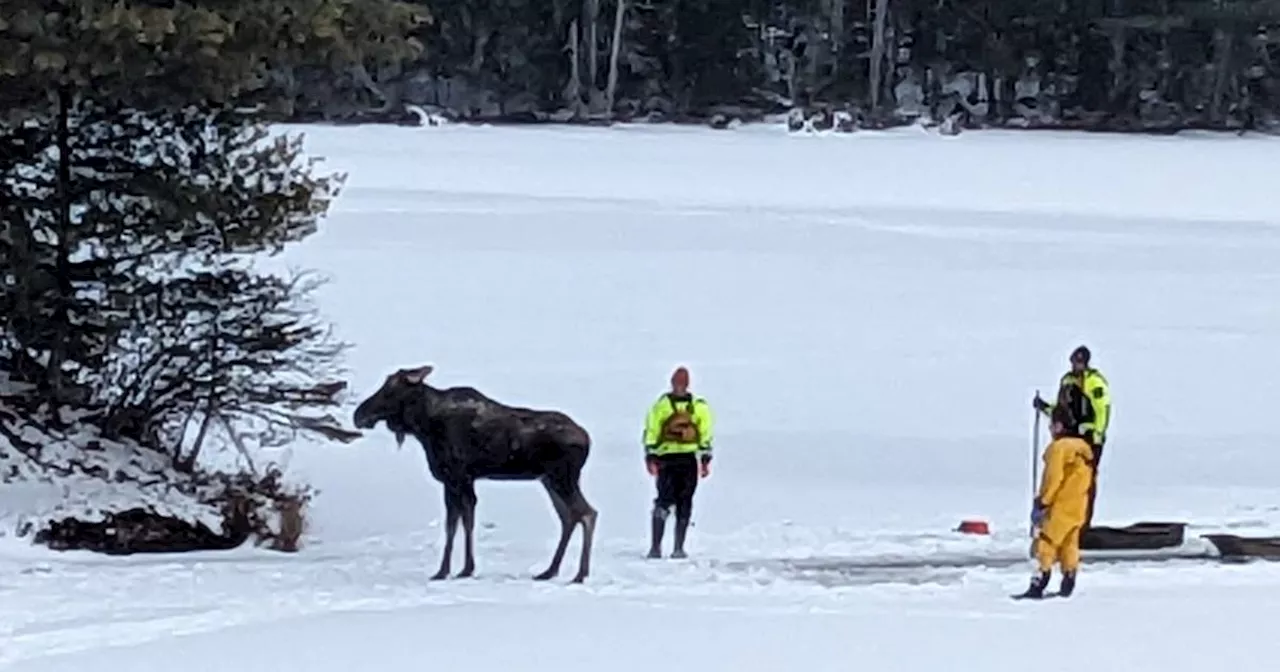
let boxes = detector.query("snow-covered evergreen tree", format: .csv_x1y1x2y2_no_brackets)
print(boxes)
0,0,421,553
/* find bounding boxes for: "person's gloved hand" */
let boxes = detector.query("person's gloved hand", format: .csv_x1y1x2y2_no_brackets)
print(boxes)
1030,500,1046,527
645,455,659,476
1033,395,1049,412
699,458,711,478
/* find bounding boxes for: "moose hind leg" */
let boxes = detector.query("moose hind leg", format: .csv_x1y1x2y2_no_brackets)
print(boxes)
534,476,575,581
431,490,461,580
568,488,598,584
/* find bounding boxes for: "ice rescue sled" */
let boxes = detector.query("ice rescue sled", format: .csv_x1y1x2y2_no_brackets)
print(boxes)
1079,521,1280,563
1078,522,1213,561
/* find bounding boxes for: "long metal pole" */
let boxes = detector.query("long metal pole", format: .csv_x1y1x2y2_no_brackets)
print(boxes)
1030,390,1042,549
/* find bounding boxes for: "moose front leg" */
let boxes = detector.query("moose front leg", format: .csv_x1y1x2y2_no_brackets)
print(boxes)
457,482,478,578
431,489,461,580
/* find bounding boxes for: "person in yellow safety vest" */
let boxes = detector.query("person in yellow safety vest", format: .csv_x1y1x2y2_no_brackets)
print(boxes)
1033,344,1110,527
1016,406,1096,599
642,366,714,559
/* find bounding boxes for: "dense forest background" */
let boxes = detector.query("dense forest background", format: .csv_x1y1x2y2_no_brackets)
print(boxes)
281,0,1280,132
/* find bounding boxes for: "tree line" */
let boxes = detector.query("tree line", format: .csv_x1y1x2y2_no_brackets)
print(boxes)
280,0,1280,132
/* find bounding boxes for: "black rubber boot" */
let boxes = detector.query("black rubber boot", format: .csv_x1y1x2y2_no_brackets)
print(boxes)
647,506,667,558
671,517,690,559
1058,571,1076,597
1016,571,1051,599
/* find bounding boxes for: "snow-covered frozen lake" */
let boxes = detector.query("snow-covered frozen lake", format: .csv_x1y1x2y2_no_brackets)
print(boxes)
4,123,1280,671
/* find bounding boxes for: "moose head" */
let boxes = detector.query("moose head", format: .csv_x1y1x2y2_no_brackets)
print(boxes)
352,365,434,446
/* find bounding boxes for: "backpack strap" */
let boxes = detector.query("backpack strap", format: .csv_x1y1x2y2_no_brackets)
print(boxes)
668,393,695,413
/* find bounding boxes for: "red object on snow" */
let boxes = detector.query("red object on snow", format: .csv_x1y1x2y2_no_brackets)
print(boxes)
956,519,990,535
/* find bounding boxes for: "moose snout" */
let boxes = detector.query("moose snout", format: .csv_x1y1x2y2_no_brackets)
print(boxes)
352,406,376,429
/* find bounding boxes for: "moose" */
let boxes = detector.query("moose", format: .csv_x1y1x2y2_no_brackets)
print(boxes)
352,365,598,583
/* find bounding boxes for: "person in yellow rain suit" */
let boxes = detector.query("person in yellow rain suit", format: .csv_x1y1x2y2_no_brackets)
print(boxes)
642,366,714,559
1016,406,1096,599
1034,344,1111,527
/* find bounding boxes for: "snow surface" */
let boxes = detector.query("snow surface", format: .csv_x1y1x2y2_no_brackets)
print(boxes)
4,122,1280,671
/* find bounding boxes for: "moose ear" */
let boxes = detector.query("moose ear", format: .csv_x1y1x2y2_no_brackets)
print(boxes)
401,365,434,384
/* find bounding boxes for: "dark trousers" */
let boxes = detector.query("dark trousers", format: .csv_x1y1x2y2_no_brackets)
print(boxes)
1085,442,1104,528
653,453,700,522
